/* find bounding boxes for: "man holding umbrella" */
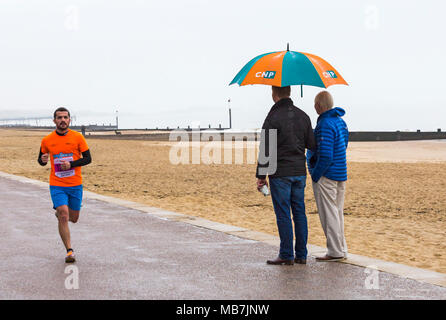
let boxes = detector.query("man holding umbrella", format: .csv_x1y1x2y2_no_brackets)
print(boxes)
256,86,315,265
230,46,348,265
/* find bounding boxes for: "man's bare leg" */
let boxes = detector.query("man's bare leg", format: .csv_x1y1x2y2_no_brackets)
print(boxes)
69,208,80,223
56,205,71,250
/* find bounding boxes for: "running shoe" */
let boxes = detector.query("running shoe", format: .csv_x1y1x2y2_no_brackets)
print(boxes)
65,250,76,263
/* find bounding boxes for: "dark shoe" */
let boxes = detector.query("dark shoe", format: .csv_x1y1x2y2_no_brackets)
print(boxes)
294,258,307,264
65,250,76,263
267,256,294,265
315,255,345,262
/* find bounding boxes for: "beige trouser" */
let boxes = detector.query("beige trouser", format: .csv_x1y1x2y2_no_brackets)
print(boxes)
312,176,348,258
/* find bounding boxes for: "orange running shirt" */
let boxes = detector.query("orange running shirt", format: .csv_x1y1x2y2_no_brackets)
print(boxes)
40,130,89,187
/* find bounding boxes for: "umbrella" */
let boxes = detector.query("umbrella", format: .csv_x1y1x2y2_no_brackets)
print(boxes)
229,44,348,96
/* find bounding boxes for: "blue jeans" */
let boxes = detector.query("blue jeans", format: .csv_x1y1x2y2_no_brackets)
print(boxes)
269,176,307,260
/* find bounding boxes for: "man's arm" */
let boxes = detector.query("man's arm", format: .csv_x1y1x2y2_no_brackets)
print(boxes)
304,117,317,175
38,149,48,166
342,119,349,149
305,117,316,152
255,118,272,180
70,149,92,168
306,149,315,175
310,124,335,183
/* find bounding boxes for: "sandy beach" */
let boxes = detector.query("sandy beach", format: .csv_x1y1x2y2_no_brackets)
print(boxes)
0,128,445,274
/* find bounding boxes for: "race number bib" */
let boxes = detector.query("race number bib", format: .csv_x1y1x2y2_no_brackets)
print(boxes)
53,152,75,178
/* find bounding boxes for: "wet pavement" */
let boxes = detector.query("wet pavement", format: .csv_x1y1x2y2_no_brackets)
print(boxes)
1,176,445,300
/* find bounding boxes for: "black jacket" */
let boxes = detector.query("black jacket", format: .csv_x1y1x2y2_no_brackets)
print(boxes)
256,98,316,179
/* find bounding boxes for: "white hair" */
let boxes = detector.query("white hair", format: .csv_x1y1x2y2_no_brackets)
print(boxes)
315,91,333,111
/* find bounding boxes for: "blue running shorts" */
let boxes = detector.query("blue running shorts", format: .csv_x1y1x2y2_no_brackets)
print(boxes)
49,185,83,211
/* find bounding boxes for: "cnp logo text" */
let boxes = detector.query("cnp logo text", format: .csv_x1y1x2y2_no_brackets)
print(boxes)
323,70,337,79
255,71,276,79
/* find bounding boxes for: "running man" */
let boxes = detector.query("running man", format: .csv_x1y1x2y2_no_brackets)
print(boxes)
38,107,92,263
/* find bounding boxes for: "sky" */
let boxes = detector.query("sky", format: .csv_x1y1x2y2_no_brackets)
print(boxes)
0,0,444,131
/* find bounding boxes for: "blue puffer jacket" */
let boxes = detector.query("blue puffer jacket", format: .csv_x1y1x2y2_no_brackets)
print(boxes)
307,107,348,182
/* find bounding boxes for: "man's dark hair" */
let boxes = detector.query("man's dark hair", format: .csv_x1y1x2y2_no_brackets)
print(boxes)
54,107,70,119
272,86,291,98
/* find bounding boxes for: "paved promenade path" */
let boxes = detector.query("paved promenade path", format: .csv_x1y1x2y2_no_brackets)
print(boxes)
0,174,445,300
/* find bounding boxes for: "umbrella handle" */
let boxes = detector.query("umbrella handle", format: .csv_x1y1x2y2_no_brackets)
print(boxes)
301,84,303,98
